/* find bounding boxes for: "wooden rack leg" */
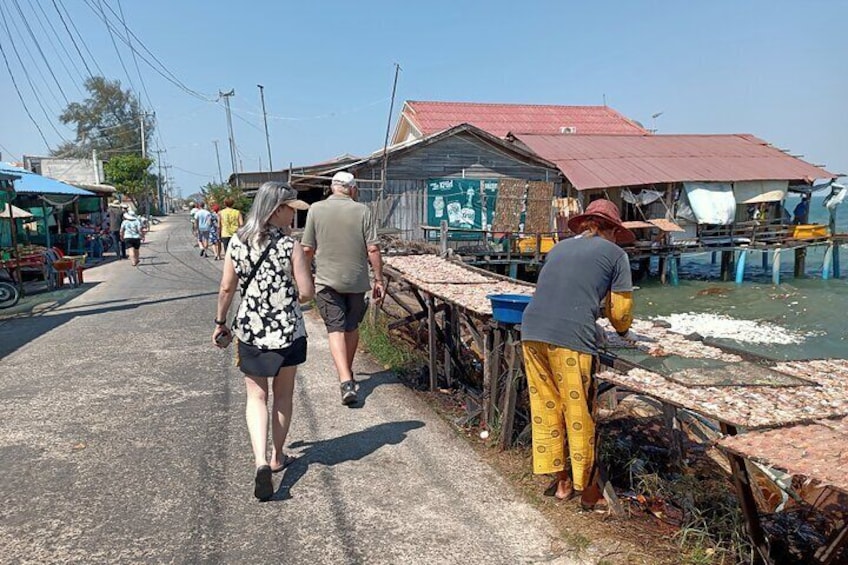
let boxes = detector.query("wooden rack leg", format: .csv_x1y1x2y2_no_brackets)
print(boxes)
662,404,686,465
721,423,771,564
482,328,494,427
498,329,519,450
487,327,503,429
427,295,438,391
814,521,848,565
443,306,453,388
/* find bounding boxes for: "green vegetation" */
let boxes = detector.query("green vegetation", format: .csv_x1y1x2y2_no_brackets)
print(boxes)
103,153,156,209
201,182,250,212
359,313,424,374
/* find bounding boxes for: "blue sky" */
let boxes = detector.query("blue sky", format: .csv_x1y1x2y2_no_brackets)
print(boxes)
1,0,846,196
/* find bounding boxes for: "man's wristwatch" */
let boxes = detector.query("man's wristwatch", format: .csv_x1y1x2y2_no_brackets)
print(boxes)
214,319,227,326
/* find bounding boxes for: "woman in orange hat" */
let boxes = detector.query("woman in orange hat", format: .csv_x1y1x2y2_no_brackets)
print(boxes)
520,198,635,510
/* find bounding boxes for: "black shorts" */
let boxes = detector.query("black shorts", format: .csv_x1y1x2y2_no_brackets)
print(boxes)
236,337,307,377
315,288,367,333
124,238,141,250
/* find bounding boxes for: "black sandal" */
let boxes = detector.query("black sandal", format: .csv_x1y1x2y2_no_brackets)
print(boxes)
254,465,273,501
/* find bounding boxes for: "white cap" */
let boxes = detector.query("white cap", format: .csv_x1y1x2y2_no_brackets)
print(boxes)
331,171,356,188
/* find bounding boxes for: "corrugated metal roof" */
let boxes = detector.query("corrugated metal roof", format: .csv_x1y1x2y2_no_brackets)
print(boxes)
0,163,95,196
405,101,647,137
515,134,836,191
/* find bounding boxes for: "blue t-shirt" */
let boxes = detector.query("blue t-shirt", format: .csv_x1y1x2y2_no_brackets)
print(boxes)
196,209,213,231
521,235,633,354
121,218,143,239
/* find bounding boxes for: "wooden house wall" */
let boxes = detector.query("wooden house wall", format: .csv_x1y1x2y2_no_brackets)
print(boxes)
353,132,560,239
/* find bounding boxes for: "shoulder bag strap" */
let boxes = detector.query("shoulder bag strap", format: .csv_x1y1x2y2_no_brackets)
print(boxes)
240,233,281,293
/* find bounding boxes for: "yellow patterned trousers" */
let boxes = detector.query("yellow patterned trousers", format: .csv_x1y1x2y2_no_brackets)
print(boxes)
522,341,597,491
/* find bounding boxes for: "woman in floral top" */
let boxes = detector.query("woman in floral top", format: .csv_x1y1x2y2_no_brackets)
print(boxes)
213,182,313,501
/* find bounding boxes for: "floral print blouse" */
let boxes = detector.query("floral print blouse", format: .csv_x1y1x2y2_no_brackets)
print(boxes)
229,229,306,349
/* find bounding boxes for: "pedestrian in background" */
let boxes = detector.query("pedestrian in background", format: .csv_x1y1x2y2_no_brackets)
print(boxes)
520,199,635,510
108,200,128,259
120,209,144,267
219,197,243,253
195,202,213,257
213,181,313,501
301,171,384,406
209,204,223,260
190,202,201,247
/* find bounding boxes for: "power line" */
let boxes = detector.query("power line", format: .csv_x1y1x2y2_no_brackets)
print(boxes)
3,1,66,111
114,0,155,110
0,35,50,147
10,0,70,104
0,2,69,143
56,0,104,76
50,0,96,78
90,0,138,97
25,0,86,95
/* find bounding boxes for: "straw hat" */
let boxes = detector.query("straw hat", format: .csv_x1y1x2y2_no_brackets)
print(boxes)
567,199,635,245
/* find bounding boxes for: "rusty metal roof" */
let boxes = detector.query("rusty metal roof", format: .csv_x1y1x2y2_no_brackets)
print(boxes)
515,133,836,191
719,416,848,495
404,101,648,137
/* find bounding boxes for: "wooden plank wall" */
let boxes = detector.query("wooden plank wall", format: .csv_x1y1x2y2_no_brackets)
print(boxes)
355,132,561,239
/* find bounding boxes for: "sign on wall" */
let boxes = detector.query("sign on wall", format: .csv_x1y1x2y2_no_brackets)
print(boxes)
426,178,498,238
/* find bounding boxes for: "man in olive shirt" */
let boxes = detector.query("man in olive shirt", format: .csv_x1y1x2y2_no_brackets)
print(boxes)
301,172,384,406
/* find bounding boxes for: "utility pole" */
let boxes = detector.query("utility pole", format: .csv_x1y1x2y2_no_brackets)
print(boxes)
212,139,223,184
151,149,167,214
379,63,402,226
139,114,146,158
218,89,238,181
257,84,273,173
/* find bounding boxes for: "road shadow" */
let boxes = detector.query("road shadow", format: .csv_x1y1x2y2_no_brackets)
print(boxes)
0,291,217,360
347,370,397,409
274,420,425,500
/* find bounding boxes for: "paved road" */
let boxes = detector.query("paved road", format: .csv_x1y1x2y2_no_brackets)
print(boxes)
0,216,579,564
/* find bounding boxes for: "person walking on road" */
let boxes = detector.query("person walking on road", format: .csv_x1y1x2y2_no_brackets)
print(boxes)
219,197,243,253
190,202,201,247
108,200,128,259
195,202,213,257
301,171,384,406
120,209,145,267
209,204,223,260
520,199,635,511
212,181,314,501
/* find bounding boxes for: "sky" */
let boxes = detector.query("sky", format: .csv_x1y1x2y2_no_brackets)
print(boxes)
1,0,846,197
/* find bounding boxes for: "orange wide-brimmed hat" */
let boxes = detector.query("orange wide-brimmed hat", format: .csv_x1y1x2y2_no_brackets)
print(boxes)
566,199,635,245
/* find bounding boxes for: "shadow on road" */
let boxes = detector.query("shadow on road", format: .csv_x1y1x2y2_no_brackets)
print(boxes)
277,420,425,500
0,291,218,360
347,370,398,409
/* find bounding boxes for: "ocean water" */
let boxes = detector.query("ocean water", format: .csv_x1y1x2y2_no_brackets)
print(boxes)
635,195,848,361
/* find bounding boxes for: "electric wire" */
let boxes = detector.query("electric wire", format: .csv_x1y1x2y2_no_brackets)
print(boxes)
50,0,95,78
56,0,104,77
3,1,66,111
0,1,70,143
0,35,50,147
10,0,70,104
24,0,86,96
89,0,138,97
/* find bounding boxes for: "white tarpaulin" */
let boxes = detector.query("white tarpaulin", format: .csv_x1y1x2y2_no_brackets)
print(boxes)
684,182,736,225
734,180,788,205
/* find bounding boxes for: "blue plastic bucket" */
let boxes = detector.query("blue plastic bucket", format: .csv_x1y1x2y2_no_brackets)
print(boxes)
487,293,532,324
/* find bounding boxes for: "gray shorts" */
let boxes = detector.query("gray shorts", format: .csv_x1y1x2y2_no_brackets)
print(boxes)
315,288,367,333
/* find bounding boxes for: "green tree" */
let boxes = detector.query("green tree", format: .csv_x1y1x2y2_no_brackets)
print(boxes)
201,182,250,212
53,76,154,158
104,153,155,210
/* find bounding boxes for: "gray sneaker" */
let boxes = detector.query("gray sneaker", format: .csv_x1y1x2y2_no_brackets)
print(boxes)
340,380,358,406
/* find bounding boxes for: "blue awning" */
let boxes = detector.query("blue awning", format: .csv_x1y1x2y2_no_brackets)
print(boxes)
0,163,95,196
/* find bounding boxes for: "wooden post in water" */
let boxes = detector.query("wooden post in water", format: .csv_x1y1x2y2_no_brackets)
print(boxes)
711,251,717,265
735,249,747,284
823,243,834,280
794,246,806,278
720,251,733,282
761,250,768,273
835,242,842,279
659,256,668,285
772,247,781,285
669,253,679,286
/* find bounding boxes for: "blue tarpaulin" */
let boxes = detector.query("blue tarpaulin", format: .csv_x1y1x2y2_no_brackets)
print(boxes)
0,163,94,196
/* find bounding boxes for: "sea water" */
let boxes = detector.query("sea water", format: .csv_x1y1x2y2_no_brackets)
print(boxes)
635,195,848,361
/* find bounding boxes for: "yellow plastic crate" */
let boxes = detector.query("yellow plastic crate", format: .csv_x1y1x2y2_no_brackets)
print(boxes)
792,224,828,239
516,236,557,254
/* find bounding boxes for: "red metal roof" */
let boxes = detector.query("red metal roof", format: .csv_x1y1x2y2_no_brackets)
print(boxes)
515,133,836,191
404,101,647,137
